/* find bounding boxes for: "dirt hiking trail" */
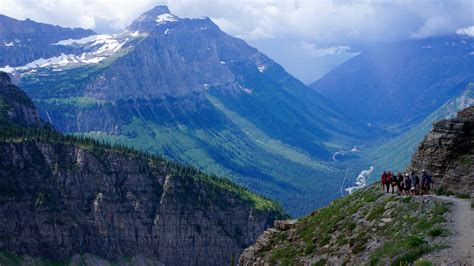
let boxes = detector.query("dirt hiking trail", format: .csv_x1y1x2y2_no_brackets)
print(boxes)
427,195,474,266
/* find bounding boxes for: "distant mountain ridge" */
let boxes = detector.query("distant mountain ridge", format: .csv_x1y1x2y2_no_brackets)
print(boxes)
0,14,95,67
309,35,474,192
310,35,474,128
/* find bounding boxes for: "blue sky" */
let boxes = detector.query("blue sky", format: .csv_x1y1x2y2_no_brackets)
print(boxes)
1,0,473,83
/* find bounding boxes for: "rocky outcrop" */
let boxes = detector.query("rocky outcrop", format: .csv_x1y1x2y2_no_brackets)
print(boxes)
409,106,474,195
0,71,44,128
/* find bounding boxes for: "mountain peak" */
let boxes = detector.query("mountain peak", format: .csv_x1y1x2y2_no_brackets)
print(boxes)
143,5,171,16
127,5,179,32
0,71,11,85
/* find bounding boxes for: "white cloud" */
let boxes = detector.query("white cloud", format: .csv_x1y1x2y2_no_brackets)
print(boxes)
301,42,354,57
456,26,474,37
410,16,451,39
0,0,158,30
0,0,472,82
0,0,472,43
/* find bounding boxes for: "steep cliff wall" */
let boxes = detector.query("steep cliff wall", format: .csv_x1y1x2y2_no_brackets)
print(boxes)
0,140,281,265
409,106,474,195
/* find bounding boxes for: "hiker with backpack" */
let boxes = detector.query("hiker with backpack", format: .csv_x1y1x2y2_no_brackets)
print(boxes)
396,172,403,195
379,169,433,196
409,171,419,195
391,172,398,194
421,170,433,195
404,173,412,196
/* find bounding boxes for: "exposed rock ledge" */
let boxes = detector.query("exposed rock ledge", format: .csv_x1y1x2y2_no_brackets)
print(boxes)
409,106,474,195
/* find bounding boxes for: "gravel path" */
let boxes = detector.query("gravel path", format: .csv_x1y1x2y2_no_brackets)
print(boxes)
426,195,474,266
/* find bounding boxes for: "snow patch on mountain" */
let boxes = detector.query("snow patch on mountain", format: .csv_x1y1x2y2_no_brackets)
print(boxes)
0,53,108,73
54,34,126,55
1,32,139,74
94,40,124,55
156,13,178,24
54,34,111,46
3,39,22,47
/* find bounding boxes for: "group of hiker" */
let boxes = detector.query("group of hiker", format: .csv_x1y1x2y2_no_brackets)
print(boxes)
380,170,433,195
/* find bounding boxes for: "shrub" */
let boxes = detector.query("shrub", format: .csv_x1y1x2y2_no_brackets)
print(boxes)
428,228,442,237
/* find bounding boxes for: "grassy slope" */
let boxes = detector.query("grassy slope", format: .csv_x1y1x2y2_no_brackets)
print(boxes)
252,185,450,265
78,112,347,217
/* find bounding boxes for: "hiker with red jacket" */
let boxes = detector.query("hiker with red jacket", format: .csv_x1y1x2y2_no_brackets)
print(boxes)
381,171,388,192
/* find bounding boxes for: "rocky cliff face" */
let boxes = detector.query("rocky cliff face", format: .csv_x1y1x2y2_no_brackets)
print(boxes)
83,6,261,100
0,141,280,265
0,72,284,265
409,106,474,195
0,71,43,128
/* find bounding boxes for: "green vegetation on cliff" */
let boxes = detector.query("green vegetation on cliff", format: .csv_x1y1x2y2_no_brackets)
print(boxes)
0,125,284,214
244,185,450,265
